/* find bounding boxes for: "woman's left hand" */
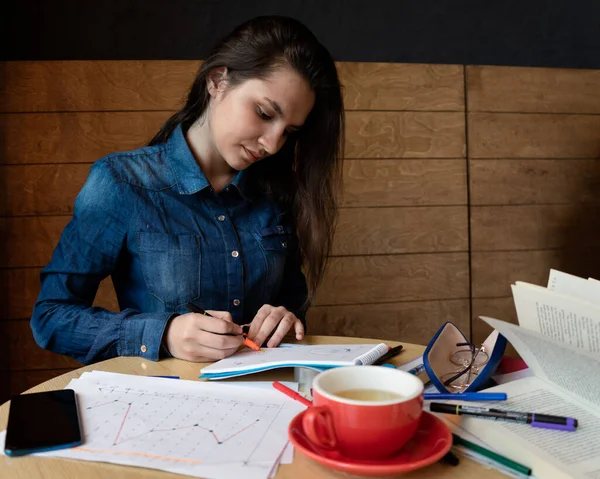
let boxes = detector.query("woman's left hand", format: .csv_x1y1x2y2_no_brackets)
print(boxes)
247,304,305,348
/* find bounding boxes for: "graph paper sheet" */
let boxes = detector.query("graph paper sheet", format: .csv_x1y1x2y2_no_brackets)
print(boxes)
0,371,305,479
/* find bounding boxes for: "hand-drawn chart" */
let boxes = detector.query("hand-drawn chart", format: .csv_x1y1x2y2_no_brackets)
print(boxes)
76,385,290,470
0,372,304,479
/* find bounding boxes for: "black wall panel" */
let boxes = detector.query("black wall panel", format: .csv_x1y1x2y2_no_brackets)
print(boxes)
3,0,599,68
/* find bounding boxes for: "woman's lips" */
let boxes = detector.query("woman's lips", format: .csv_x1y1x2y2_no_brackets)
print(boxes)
243,147,262,162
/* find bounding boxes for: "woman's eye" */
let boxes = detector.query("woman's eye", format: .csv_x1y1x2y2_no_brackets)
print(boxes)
257,108,272,121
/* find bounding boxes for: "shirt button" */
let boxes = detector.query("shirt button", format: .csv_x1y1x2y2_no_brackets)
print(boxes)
217,215,226,221
233,299,241,306
140,345,147,353
232,250,239,258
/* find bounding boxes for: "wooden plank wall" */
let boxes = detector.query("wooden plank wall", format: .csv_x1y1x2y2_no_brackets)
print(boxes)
1,61,599,401
307,63,469,342
467,66,600,346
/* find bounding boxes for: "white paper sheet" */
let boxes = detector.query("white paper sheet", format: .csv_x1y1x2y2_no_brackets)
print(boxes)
1,372,305,479
78,372,300,469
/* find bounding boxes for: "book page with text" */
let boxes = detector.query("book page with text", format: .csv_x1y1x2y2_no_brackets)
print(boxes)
511,282,600,353
480,316,600,410
548,269,600,303
454,376,600,479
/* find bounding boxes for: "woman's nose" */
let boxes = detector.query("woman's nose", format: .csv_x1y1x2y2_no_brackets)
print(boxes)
259,128,286,155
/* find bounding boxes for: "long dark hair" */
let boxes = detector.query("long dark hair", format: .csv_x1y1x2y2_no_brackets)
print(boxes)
149,16,344,306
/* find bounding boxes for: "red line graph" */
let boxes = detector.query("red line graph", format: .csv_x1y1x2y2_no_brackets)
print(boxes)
87,399,259,446
114,404,132,444
115,424,199,446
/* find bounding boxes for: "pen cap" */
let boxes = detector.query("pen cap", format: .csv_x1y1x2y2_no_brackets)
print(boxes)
429,403,457,414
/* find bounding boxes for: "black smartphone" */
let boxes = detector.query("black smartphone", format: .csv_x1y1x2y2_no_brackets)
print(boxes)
5,389,83,456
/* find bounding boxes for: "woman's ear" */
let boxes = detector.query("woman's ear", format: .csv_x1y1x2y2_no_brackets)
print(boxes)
207,67,228,98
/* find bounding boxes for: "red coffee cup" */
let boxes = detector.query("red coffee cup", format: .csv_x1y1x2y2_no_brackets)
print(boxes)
302,365,423,459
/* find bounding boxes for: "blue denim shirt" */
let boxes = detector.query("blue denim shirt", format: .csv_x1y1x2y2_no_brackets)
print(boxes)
31,125,308,364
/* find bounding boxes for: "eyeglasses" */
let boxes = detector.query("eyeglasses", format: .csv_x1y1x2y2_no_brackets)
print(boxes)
439,342,489,392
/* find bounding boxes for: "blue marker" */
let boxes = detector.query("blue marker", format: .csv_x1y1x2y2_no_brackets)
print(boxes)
424,392,507,401
406,364,426,376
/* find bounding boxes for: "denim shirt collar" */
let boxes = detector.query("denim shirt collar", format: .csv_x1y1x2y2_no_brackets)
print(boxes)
167,124,252,202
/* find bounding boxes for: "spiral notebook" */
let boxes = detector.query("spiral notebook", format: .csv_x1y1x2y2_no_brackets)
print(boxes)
199,343,390,380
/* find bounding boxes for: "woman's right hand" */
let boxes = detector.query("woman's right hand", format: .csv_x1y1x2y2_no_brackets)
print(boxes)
163,310,244,362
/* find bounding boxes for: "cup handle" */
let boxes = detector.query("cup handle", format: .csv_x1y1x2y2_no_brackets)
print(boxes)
302,406,338,450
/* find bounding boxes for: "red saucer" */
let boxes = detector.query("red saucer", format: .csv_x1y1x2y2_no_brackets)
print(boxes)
288,410,452,477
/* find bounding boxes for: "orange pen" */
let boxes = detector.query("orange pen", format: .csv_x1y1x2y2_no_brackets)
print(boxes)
273,381,313,407
185,303,261,351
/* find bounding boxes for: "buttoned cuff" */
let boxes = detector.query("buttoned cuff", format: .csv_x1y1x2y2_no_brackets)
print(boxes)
160,313,180,359
119,312,175,361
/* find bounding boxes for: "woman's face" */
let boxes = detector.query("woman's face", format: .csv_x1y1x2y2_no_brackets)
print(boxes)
208,66,315,171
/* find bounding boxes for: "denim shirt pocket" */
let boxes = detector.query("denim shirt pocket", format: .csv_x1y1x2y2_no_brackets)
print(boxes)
255,225,295,299
138,232,201,308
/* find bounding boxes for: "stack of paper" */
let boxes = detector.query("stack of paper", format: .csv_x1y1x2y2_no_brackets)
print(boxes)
0,372,306,479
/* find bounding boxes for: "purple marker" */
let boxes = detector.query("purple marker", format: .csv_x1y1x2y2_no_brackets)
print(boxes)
429,403,578,432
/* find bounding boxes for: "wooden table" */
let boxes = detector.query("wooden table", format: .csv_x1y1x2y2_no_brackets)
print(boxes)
0,336,506,479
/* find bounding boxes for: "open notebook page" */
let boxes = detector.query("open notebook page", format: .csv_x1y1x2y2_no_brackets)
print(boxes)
200,343,389,376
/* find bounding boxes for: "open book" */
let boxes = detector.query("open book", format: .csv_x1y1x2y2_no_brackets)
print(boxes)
199,343,390,380
511,269,600,353
447,316,600,479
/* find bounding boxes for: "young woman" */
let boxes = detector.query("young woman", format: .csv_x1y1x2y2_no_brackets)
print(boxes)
31,16,345,364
